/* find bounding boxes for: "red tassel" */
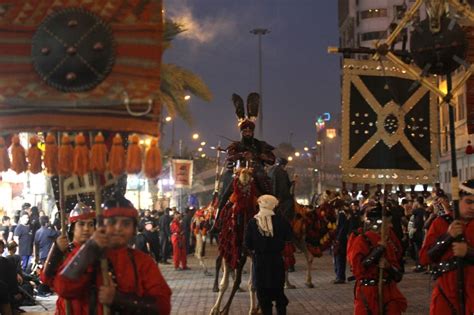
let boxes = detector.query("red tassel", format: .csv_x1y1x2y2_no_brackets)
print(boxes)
144,138,162,179
58,134,73,176
11,135,27,174
126,134,142,174
73,133,90,176
0,137,10,172
90,132,108,174
44,133,58,175
108,133,125,176
28,136,42,174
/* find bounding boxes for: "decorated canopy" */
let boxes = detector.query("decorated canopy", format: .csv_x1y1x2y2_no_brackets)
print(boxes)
0,0,163,135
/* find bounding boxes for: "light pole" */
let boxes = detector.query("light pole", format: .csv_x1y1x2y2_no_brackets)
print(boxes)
250,28,270,138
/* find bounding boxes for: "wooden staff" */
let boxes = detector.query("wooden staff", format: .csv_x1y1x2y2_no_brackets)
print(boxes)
378,203,386,315
56,132,71,315
90,132,110,315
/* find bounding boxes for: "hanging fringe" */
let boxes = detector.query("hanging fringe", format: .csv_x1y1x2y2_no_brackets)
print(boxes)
90,132,107,174
126,134,142,174
58,133,73,176
0,137,10,172
144,138,162,179
28,136,42,174
44,133,58,175
11,135,27,174
108,133,125,176
73,133,90,176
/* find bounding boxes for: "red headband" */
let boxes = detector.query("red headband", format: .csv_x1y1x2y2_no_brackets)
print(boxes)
103,207,138,219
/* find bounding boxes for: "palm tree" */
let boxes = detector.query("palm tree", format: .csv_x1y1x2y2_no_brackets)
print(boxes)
159,20,212,124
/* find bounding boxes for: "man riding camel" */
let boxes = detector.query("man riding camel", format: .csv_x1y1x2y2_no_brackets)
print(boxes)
218,93,276,212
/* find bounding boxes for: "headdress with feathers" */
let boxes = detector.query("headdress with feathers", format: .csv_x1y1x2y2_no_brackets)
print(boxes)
233,92,260,130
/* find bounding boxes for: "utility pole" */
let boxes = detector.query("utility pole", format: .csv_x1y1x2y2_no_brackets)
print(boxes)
250,28,270,138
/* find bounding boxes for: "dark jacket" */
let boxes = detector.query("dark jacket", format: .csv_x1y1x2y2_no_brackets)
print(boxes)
244,214,292,289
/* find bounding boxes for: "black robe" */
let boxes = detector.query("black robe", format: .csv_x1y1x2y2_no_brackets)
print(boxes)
244,215,292,289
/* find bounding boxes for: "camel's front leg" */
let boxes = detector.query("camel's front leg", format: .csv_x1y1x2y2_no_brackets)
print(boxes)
209,261,230,315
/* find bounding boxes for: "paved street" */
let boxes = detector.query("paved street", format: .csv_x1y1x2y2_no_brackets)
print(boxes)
24,243,431,314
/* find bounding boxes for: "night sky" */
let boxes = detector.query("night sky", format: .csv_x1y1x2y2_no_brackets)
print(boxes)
163,0,340,153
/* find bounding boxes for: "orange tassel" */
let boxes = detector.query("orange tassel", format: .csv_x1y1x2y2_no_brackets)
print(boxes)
144,138,162,179
58,134,73,176
11,135,27,174
73,133,90,176
90,132,108,174
44,133,58,175
0,137,10,172
126,134,142,174
108,133,125,176
27,136,42,174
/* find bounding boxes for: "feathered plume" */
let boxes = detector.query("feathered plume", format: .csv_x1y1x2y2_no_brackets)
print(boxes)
246,92,260,121
232,93,245,121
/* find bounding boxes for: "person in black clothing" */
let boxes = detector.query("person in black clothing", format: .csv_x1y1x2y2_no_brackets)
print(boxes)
182,208,193,255
245,195,292,315
13,212,33,271
1,216,12,244
144,220,161,262
0,240,21,315
268,157,295,221
135,222,151,254
158,208,172,264
410,196,426,272
333,199,350,284
34,216,59,264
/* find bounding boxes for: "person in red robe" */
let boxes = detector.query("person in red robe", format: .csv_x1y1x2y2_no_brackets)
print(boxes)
348,202,407,315
420,180,474,315
54,194,172,314
171,212,188,270
40,202,96,315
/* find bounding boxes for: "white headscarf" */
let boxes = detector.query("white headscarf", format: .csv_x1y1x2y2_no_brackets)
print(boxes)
255,195,279,237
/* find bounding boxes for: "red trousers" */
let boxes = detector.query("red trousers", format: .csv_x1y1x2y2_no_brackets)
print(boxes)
171,235,187,269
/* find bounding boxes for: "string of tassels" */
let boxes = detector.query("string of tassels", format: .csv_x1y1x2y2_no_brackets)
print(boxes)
28,136,43,174
144,138,162,179
0,133,162,180
0,137,10,172
108,133,125,176
90,132,107,174
73,133,90,176
11,135,27,174
44,133,58,175
126,134,142,174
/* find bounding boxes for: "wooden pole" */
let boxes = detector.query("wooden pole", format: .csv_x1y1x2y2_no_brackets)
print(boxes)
89,132,110,315
56,132,70,315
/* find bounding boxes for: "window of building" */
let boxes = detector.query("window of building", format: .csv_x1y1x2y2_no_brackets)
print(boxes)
360,8,388,19
360,31,386,41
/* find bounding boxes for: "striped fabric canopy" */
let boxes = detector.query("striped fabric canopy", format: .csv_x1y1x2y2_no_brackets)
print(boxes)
0,0,163,135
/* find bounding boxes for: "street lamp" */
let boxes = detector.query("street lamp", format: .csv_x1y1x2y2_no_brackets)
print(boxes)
192,133,199,140
304,147,309,152
200,141,206,146
295,152,301,157
165,116,172,122
198,147,203,152
184,95,191,101
250,28,270,138
288,156,293,161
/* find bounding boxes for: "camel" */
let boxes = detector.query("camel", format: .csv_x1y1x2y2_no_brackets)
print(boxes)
210,168,259,315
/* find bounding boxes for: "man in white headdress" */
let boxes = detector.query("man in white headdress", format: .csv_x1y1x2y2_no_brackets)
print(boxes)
245,194,292,315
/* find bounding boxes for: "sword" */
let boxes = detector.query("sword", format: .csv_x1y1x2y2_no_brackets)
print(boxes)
18,286,48,311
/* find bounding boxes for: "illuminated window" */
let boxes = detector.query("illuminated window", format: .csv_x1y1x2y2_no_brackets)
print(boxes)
360,8,387,19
